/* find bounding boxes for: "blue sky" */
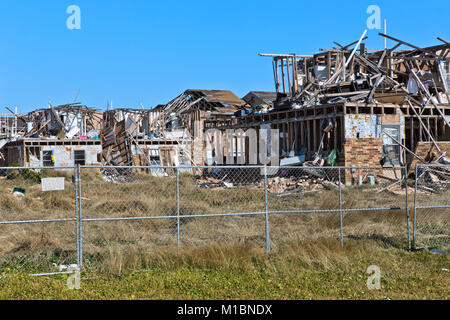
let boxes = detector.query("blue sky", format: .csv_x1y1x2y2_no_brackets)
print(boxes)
0,0,449,113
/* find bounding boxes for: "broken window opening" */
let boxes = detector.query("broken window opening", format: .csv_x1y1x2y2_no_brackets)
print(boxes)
381,125,402,166
74,150,86,166
42,151,54,167
30,147,41,160
148,149,161,165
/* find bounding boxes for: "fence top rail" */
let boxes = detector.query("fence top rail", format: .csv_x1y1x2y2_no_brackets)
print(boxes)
78,165,405,170
80,206,409,222
0,218,76,225
0,165,406,172
0,166,76,170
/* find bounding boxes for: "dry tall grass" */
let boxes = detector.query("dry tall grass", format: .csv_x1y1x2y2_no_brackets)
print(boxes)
94,239,391,276
0,167,448,275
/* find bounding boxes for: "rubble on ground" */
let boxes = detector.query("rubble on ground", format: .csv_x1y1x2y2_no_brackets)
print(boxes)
416,166,450,193
101,168,135,184
196,168,340,195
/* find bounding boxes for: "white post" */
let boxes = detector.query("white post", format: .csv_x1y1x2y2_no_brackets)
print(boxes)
14,106,18,136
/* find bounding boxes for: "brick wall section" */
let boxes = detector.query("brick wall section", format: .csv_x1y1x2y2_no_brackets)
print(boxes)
344,138,383,167
409,141,450,172
343,138,383,184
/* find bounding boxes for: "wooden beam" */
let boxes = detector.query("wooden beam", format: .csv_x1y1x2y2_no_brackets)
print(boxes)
437,37,449,45
407,100,441,153
382,129,426,163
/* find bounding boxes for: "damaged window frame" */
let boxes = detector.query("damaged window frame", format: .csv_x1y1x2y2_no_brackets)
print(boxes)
381,125,402,166
74,149,86,166
42,150,54,167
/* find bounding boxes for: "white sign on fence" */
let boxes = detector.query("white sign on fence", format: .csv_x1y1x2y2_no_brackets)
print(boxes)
41,177,65,192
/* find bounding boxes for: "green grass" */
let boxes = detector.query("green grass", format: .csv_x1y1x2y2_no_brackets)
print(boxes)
0,241,448,300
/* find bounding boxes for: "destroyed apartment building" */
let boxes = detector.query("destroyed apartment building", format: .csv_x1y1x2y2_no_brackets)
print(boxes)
99,89,248,170
153,89,249,166
205,32,450,182
99,106,192,169
0,103,103,167
0,89,249,170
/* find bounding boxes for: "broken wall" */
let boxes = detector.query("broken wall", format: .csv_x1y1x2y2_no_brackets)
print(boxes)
410,141,450,172
344,112,405,140
1,146,23,166
26,145,102,167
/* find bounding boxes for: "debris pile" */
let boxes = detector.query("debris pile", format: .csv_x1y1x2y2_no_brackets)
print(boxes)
196,176,234,189
266,174,339,195
265,177,304,196
24,103,101,140
196,167,340,195
260,32,449,112
101,168,135,184
197,168,261,187
100,111,136,167
256,32,450,169
417,166,450,193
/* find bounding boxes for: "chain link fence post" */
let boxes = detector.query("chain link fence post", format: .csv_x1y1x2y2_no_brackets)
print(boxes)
176,166,180,247
264,165,270,253
76,164,83,269
404,166,410,250
413,164,418,249
74,165,80,267
338,167,344,247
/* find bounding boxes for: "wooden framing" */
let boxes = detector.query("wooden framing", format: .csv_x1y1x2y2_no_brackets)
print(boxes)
205,101,450,165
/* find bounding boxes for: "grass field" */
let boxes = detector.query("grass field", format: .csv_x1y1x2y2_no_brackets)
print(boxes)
0,241,448,299
0,167,448,299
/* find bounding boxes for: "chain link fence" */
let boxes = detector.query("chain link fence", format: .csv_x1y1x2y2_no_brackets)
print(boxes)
78,164,411,270
179,167,266,248
413,164,450,249
0,164,448,275
0,166,77,277
339,166,410,249
266,166,410,249
79,166,178,271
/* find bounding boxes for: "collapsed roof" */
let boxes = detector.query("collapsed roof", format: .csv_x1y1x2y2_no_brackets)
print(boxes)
260,32,450,126
242,91,277,108
161,89,247,116
23,103,102,139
